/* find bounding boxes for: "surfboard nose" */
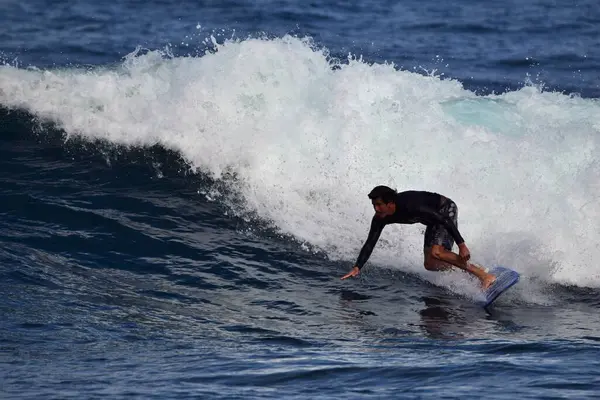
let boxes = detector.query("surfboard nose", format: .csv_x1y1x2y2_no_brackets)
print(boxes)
476,266,520,308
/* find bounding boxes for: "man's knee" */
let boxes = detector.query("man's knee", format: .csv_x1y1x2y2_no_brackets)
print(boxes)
424,260,438,271
423,251,439,271
430,245,447,259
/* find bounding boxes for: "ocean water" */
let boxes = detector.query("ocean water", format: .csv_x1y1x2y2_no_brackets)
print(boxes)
2,1,600,398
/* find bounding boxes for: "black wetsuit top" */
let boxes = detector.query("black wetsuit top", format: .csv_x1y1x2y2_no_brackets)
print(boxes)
355,191,465,269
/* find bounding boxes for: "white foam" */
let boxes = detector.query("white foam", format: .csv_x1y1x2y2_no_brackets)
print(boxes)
1,35,600,295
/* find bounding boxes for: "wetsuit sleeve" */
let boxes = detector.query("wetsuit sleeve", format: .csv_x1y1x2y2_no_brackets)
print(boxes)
355,216,386,270
416,205,465,245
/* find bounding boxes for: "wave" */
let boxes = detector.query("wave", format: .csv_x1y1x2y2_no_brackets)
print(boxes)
1,35,600,290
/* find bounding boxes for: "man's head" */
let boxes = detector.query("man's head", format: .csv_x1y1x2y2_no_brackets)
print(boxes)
368,185,397,217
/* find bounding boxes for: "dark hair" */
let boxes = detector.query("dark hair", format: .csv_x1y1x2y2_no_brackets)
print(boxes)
368,185,397,203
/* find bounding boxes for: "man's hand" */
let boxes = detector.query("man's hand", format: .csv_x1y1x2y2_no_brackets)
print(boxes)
341,266,360,280
458,243,471,262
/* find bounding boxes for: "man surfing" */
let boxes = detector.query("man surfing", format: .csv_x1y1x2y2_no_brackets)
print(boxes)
341,186,496,289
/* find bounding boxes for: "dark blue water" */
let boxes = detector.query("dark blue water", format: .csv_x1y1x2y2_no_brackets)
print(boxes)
2,1,600,399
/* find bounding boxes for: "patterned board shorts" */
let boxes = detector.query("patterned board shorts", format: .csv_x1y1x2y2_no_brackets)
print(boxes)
424,200,458,251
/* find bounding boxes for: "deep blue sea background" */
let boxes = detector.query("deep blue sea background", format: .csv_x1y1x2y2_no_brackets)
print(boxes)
2,1,600,399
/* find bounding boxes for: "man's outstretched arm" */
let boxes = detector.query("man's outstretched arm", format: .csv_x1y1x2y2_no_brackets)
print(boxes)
341,217,385,279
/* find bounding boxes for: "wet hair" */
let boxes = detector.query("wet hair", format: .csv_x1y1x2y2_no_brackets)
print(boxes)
368,185,397,203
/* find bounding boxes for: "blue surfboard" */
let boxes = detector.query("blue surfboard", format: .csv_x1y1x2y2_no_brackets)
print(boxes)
477,266,520,308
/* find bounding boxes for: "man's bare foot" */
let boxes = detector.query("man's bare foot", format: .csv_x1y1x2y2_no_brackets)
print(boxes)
481,274,496,290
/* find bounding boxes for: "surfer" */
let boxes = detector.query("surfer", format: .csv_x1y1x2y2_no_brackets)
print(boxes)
341,186,496,289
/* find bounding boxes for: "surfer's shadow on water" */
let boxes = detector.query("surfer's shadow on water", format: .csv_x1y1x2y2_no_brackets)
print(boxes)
482,309,524,332
418,296,473,339
333,265,529,339
418,294,528,340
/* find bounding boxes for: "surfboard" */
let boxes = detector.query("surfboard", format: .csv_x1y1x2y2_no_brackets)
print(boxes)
477,266,520,308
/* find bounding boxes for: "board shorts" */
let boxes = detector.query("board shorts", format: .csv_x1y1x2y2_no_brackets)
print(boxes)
424,199,458,251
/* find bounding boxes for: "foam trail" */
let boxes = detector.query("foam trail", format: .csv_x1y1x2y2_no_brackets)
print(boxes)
1,35,600,295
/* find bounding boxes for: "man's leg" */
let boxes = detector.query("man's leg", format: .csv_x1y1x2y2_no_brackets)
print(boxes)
423,223,456,272
423,247,452,271
428,244,496,289
423,201,496,289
